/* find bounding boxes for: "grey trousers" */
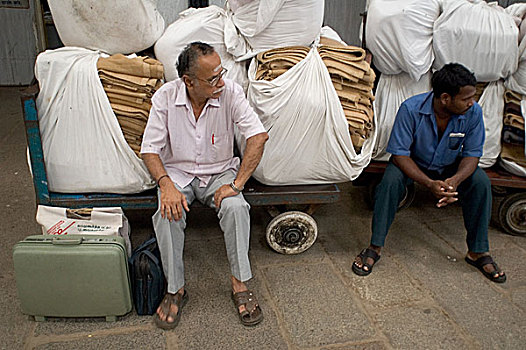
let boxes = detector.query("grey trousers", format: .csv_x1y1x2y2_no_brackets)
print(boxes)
153,170,253,294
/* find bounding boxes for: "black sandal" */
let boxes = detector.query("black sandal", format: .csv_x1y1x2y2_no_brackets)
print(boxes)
352,248,381,276
465,255,506,283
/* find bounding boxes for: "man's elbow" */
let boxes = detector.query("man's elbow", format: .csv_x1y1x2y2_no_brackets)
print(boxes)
249,132,269,146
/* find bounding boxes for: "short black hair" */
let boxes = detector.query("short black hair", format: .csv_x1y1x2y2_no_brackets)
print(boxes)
176,42,215,78
431,63,477,98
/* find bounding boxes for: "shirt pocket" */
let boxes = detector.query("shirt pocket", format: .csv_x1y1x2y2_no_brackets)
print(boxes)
212,132,233,162
447,133,465,150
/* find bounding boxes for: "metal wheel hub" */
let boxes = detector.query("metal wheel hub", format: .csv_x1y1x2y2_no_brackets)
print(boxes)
266,211,318,254
282,228,302,244
506,199,526,232
271,220,308,248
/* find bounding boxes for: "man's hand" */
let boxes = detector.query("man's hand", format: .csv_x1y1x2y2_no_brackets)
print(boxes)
160,179,189,221
214,184,237,208
428,178,458,208
141,153,190,221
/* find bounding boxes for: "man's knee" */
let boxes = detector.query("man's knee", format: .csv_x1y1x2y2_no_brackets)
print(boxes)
219,196,250,215
467,167,491,193
153,211,186,236
377,163,407,194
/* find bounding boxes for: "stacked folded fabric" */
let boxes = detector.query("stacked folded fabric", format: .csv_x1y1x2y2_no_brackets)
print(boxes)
254,38,376,151
318,37,375,151
255,46,310,81
97,54,164,156
474,82,488,102
501,89,525,169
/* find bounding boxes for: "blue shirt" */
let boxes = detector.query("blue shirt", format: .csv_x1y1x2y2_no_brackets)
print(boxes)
386,92,485,173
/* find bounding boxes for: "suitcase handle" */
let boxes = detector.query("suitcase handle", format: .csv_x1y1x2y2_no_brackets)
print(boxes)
52,236,83,245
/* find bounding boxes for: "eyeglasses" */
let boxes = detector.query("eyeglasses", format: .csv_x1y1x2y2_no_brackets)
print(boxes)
195,67,228,87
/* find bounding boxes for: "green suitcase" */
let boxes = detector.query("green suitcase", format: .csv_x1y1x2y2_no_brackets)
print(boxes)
13,235,132,321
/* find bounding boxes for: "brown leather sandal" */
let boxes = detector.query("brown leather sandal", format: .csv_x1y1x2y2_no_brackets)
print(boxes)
232,290,263,326
153,291,188,330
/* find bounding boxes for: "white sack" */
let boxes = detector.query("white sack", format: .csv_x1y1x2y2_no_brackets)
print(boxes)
35,47,155,193
499,157,526,177
154,6,248,90
227,0,324,60
48,0,165,55
228,0,255,12
246,47,374,185
504,4,526,95
36,205,132,256
433,0,518,82
366,0,441,81
320,26,347,45
499,98,526,177
478,81,505,168
372,72,432,161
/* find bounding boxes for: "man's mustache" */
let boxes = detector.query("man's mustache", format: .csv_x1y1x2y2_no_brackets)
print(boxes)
213,86,225,94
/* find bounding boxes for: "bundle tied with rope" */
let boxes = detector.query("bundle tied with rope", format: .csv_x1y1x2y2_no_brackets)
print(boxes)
501,89,526,169
254,37,375,152
97,54,164,157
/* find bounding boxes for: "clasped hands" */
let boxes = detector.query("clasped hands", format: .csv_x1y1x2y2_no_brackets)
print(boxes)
428,178,459,208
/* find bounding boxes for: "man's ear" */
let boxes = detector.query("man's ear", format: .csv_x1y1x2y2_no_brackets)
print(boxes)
182,75,193,88
439,92,451,105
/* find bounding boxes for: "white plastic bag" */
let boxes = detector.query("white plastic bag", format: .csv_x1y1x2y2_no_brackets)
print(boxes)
154,6,248,90
433,0,518,82
504,3,526,95
36,205,132,256
478,81,505,168
366,0,441,81
227,0,324,60
372,72,432,161
245,47,374,185
48,0,165,55
35,47,155,193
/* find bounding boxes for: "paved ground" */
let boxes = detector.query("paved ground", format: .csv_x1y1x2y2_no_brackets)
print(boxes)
1,86,525,349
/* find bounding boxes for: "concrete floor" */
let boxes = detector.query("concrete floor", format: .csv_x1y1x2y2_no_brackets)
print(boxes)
1,86,525,349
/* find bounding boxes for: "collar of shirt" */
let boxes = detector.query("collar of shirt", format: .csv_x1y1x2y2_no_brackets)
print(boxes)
174,82,221,120
418,92,466,123
416,92,468,172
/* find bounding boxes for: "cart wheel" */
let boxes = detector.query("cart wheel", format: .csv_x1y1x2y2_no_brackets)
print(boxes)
266,211,318,255
498,192,526,236
366,178,415,211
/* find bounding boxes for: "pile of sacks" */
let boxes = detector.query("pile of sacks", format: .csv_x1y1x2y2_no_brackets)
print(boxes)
366,0,525,174
35,47,155,194
97,55,164,157
40,0,377,188
501,90,526,170
254,37,375,152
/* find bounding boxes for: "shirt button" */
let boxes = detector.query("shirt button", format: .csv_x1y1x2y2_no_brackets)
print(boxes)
197,135,201,139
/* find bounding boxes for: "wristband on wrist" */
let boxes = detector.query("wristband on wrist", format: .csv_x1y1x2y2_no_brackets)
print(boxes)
229,180,243,193
157,174,170,186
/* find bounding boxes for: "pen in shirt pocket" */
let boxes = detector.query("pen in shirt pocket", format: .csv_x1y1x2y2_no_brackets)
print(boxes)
212,133,215,145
